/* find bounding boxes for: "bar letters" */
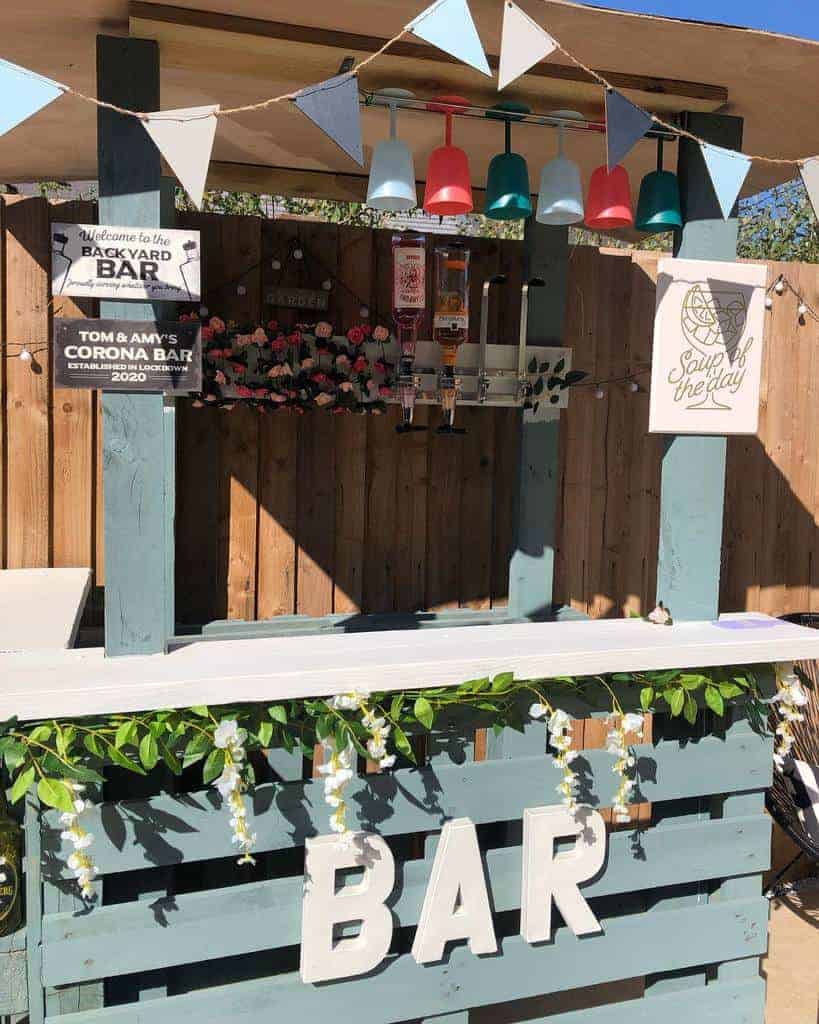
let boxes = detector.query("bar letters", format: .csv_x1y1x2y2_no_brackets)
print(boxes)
300,804,606,982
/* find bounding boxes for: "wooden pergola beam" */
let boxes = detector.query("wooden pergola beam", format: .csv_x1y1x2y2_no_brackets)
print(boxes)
130,1,728,108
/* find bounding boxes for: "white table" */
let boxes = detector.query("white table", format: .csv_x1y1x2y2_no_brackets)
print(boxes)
0,568,90,654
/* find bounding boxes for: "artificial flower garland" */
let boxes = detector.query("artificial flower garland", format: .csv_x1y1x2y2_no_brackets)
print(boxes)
0,661,801,898
186,312,396,414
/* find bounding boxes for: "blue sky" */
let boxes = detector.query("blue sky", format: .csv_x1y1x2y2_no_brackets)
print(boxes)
581,1,819,41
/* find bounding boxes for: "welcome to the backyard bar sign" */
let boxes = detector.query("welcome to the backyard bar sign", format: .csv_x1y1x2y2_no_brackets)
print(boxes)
300,805,606,983
51,223,202,302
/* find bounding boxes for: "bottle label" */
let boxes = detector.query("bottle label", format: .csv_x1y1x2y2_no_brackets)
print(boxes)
433,313,469,331
0,858,18,924
393,247,426,310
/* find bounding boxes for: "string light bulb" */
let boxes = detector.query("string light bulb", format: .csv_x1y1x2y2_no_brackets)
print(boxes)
775,278,785,295
322,279,333,291
293,248,304,261
272,259,282,271
628,380,639,393
236,285,247,296
765,296,773,310
19,347,32,363
594,387,605,400
199,305,209,318
798,303,808,317
360,306,370,319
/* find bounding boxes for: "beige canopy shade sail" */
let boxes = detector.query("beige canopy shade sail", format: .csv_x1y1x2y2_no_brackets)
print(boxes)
0,0,816,208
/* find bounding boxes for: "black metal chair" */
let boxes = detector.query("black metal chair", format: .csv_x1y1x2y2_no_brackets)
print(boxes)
765,613,819,892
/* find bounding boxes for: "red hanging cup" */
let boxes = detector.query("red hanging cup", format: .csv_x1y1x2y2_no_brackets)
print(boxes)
585,164,634,230
423,95,474,216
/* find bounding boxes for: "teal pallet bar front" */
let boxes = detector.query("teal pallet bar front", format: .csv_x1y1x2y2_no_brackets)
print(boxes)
27,711,771,1024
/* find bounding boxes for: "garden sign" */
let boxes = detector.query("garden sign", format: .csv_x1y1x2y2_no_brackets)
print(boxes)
51,223,201,302
648,258,767,435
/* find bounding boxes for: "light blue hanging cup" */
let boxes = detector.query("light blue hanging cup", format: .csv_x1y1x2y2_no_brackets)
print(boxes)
536,124,584,226
366,89,418,212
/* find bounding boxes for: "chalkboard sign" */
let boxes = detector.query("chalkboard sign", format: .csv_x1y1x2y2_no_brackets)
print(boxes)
54,319,202,393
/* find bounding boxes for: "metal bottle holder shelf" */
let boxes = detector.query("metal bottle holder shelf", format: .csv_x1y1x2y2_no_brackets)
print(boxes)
381,278,573,425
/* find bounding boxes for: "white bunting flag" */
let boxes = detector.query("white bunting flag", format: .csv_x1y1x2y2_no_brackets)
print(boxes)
143,105,219,211
700,142,752,219
0,58,62,137
409,0,491,77
498,1,557,91
800,157,819,222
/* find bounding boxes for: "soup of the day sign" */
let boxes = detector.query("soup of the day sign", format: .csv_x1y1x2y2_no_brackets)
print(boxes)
52,223,201,302
649,258,767,435
54,319,202,393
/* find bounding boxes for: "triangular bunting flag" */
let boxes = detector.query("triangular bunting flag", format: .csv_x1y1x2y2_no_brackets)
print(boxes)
498,0,557,92
606,89,653,171
142,105,219,211
409,0,491,77
801,157,819,222
700,142,752,219
0,59,62,138
294,74,363,166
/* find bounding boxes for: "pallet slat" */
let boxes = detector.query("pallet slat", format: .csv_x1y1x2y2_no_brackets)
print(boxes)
43,729,772,874
43,898,768,1024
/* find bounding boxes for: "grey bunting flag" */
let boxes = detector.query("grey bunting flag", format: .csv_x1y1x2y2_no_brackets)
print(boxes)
606,89,653,171
294,73,364,167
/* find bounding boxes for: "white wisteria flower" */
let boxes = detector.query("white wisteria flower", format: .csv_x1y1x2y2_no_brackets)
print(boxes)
547,707,578,812
771,663,808,769
605,711,644,823
331,689,370,711
59,783,98,898
319,736,357,835
212,718,257,865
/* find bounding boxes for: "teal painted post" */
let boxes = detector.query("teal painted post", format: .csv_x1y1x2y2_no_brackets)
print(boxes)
508,221,569,619
655,112,744,621
97,36,173,655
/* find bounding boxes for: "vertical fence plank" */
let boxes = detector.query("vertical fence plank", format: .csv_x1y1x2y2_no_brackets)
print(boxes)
257,412,299,618
296,410,336,616
218,215,262,621
363,406,399,613
50,201,98,573
333,225,371,615
4,196,51,569
394,405,429,613
0,198,5,569
459,406,494,609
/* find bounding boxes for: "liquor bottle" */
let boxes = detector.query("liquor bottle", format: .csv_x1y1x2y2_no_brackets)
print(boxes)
433,244,470,433
0,789,22,936
391,233,427,432
52,231,73,295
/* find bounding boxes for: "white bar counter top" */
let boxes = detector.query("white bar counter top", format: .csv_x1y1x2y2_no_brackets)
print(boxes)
1,612,818,721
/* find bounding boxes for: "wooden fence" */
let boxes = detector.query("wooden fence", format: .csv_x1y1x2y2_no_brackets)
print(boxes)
1,196,817,628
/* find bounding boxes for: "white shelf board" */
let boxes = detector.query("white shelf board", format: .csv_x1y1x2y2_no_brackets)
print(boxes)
1,612,817,722
0,568,91,653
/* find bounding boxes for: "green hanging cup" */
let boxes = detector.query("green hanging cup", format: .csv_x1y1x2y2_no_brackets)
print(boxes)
485,102,532,221
635,138,682,232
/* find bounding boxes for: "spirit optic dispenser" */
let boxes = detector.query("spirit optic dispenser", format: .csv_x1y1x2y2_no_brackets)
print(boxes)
392,232,427,433
433,243,470,433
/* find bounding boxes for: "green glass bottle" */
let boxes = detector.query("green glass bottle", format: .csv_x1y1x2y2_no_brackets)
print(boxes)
0,788,22,935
